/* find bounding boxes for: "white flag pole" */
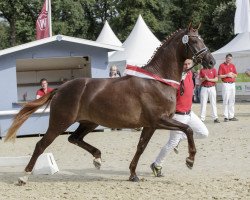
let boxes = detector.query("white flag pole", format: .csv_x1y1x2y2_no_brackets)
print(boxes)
48,0,52,37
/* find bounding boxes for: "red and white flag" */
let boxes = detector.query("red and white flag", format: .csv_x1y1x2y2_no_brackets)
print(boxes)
36,0,51,39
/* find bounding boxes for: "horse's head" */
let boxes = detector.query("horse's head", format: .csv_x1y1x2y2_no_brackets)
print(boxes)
144,23,215,82
181,23,215,69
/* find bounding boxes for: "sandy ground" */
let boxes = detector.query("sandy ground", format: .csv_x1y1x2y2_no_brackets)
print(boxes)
0,103,249,200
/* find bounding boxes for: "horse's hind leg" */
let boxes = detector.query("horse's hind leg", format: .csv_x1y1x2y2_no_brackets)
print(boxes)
68,122,101,169
25,129,62,172
129,127,155,182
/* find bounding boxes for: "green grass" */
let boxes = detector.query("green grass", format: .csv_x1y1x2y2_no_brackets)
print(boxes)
218,73,250,83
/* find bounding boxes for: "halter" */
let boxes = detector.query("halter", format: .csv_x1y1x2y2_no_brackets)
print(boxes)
182,34,208,66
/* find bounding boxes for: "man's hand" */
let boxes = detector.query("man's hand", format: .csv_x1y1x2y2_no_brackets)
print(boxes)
227,72,235,78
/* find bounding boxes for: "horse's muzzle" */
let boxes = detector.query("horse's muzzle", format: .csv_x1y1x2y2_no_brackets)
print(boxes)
202,53,216,69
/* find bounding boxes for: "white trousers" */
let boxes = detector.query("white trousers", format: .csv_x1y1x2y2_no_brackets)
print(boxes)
154,111,209,167
222,83,235,119
200,86,218,121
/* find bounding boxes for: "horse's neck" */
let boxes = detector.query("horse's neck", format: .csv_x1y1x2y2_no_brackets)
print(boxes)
143,30,185,83
144,46,183,83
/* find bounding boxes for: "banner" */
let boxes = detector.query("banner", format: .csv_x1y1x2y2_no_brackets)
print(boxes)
36,0,50,39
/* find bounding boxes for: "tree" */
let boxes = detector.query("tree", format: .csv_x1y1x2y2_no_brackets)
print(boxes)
79,0,120,40
211,0,235,51
195,0,235,51
52,0,89,38
0,0,41,47
0,0,21,46
110,0,167,42
0,21,9,50
0,0,238,52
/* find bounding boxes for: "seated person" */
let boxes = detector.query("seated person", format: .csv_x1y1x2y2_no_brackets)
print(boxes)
36,78,53,99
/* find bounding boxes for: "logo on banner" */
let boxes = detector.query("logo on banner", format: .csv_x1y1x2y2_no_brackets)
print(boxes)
245,85,250,91
37,12,48,30
236,85,242,91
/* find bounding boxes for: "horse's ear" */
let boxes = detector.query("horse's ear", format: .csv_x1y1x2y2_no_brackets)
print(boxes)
197,22,201,30
188,22,193,31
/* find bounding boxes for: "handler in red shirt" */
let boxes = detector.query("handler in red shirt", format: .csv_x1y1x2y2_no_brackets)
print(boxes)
218,53,238,122
36,78,53,99
150,59,209,177
199,67,220,123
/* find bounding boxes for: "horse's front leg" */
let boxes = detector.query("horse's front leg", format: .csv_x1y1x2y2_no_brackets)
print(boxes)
158,117,196,169
129,127,155,182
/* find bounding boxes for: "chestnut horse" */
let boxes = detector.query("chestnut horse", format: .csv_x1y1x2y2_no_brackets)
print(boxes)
5,25,215,184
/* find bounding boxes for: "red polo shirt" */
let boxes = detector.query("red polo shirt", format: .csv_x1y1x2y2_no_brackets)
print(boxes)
200,68,217,87
218,62,237,83
176,71,194,112
36,87,53,97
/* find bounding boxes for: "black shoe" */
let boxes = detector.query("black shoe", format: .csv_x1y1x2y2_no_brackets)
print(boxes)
150,163,164,177
229,117,238,121
214,118,220,123
224,118,229,122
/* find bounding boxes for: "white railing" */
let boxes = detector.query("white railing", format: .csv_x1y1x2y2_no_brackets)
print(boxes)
0,108,50,116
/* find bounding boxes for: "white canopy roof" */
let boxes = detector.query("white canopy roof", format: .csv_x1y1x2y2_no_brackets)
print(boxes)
0,34,123,57
212,33,250,73
109,15,161,68
213,32,250,58
212,33,250,72
96,20,122,46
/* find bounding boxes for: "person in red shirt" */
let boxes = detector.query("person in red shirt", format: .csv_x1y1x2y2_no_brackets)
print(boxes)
199,67,220,123
36,78,53,99
150,59,209,177
218,53,238,122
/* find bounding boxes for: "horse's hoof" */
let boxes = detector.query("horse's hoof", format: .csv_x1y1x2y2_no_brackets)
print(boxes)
186,157,194,169
93,158,101,170
17,176,28,186
129,175,140,182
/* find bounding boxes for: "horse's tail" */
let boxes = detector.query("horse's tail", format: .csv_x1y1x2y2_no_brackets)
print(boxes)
4,89,58,142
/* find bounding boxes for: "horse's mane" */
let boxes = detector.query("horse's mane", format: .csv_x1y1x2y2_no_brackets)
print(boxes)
143,28,186,67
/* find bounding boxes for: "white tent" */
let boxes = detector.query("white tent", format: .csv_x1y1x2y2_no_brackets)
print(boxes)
96,20,123,57
212,32,250,73
109,15,161,73
96,20,122,47
212,33,250,96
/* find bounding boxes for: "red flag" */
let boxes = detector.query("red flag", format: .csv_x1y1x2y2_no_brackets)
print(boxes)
36,0,50,39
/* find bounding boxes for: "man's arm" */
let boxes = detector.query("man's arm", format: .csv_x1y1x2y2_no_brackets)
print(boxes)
200,75,218,83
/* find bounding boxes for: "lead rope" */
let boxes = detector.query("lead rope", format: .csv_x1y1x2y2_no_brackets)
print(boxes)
180,71,188,96
180,79,185,96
